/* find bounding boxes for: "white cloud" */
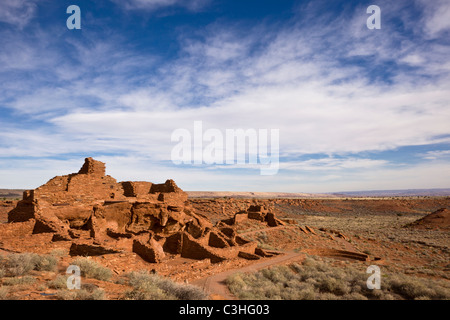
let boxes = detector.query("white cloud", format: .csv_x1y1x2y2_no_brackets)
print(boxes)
417,0,450,38
111,0,210,12
0,0,38,28
399,54,425,66
3,154,450,193
281,158,388,171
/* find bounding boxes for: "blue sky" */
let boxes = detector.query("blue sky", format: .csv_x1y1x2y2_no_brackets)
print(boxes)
0,0,449,192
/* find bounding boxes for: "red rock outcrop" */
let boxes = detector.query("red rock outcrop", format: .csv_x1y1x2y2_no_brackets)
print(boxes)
406,208,450,230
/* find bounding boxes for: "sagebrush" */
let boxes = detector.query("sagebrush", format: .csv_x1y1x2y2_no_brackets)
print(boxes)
226,256,450,300
123,270,208,300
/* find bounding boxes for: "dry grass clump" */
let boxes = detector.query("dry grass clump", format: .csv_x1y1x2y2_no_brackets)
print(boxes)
70,258,112,281
388,275,450,300
0,254,112,300
0,253,59,300
2,275,36,287
55,286,106,300
123,270,208,300
226,256,450,300
0,287,8,300
48,274,106,300
0,253,57,277
47,275,69,290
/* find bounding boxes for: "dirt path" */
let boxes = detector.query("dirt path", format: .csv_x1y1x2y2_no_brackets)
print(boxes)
193,225,362,300
193,251,306,300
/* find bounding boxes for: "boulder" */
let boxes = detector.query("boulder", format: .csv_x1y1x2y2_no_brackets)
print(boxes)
238,251,260,260
132,235,166,263
69,242,121,256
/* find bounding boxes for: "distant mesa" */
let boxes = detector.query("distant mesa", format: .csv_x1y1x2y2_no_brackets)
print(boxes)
406,208,450,230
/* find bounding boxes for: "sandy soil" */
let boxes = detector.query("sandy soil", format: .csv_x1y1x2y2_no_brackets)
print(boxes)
1,196,449,300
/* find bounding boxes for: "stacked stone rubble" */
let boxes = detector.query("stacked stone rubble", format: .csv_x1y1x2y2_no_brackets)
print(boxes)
227,204,286,227
7,157,272,263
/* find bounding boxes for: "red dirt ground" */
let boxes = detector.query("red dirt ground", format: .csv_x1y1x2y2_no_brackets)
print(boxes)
1,196,449,300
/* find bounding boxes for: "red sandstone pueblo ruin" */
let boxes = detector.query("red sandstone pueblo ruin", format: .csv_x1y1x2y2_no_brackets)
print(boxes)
1,157,449,301
6,157,282,263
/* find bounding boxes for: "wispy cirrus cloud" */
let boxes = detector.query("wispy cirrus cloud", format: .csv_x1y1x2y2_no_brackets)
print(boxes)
45,10,450,164
0,0,38,29
421,150,450,160
0,0,449,191
110,0,210,12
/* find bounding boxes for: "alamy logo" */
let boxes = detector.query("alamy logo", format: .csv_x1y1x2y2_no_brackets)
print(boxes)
171,121,279,175
66,265,81,290
366,265,381,290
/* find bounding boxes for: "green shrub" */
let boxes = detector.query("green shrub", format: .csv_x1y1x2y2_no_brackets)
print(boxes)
70,258,112,281
123,270,208,300
157,278,208,300
48,275,69,290
226,256,450,300
1,253,36,276
37,284,47,291
55,288,105,300
0,253,57,277
124,271,175,300
389,275,450,300
2,276,36,286
49,249,67,258
31,254,58,272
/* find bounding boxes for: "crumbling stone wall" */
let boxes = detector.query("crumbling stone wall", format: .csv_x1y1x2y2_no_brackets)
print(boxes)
221,204,286,227
6,157,271,264
121,181,152,198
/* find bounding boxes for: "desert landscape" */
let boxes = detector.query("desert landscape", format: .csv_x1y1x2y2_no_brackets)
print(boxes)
0,157,448,301
0,1,449,314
